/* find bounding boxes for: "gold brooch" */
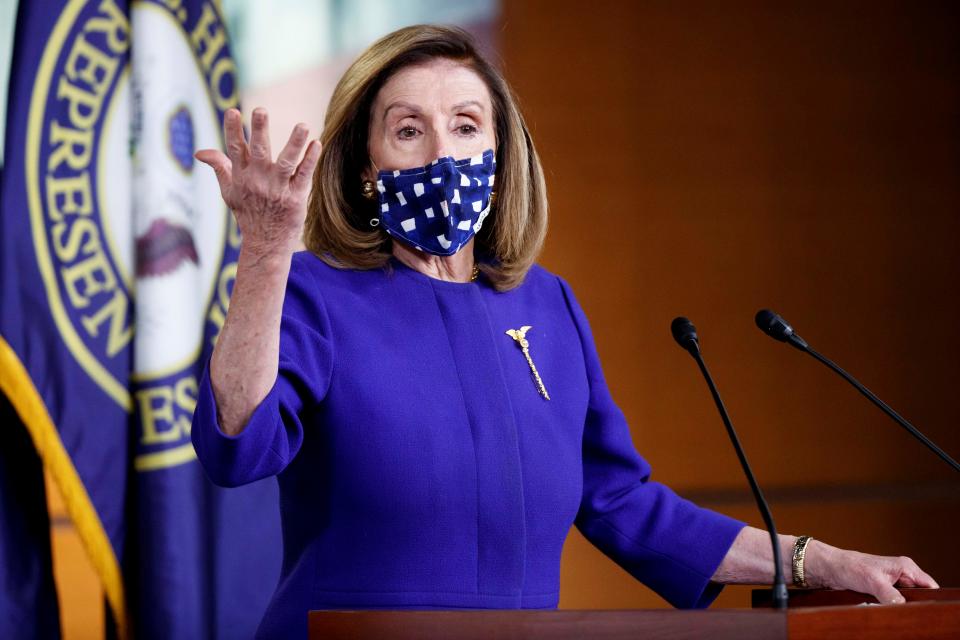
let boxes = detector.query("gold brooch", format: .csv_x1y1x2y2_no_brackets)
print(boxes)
505,326,550,400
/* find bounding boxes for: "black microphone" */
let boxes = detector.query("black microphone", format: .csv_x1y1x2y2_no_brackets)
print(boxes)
754,309,808,351
671,317,789,610
755,309,960,473
670,316,700,356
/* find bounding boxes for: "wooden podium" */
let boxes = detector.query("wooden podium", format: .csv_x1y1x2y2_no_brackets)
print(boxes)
308,589,960,639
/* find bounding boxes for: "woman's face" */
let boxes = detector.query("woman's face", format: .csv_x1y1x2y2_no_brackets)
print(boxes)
366,58,496,176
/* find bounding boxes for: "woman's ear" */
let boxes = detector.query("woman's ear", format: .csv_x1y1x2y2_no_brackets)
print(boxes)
361,156,380,183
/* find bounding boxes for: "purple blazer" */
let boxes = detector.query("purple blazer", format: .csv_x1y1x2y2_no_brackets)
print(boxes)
192,252,745,639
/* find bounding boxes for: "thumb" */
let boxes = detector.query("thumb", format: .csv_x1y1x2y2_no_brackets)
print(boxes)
195,149,233,192
871,581,906,605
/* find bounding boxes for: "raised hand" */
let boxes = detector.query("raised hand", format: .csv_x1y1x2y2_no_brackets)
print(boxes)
196,108,321,437
195,107,321,258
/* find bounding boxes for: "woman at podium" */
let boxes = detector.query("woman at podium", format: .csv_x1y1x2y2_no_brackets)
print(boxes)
190,24,937,639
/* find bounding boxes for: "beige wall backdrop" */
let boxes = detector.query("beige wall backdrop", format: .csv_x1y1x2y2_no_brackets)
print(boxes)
49,1,959,636
497,0,959,608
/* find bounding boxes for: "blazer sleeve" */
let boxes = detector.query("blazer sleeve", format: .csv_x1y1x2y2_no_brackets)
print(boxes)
557,276,746,609
191,252,334,488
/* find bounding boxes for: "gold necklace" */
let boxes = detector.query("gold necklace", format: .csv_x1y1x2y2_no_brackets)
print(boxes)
470,265,480,282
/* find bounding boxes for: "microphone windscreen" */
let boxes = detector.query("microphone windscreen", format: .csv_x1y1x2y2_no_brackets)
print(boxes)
755,309,778,334
755,309,792,342
671,316,699,349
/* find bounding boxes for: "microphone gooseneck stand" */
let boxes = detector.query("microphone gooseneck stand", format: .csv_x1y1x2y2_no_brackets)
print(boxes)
671,317,789,610
754,309,960,473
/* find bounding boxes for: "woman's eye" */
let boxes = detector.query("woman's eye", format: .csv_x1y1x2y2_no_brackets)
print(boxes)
457,124,478,136
397,126,419,140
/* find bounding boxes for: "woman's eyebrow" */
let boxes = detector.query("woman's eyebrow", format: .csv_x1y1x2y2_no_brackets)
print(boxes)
382,99,486,122
383,101,422,121
450,100,484,113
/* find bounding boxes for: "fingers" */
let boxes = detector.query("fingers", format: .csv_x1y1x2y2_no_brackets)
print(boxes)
827,548,939,605
195,149,233,193
276,123,310,178
894,557,940,589
867,556,938,603
290,139,321,194
224,108,249,169
218,108,317,204
912,569,940,589
249,107,272,163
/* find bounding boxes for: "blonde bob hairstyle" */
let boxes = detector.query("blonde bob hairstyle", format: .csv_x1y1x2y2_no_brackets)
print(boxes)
304,24,548,291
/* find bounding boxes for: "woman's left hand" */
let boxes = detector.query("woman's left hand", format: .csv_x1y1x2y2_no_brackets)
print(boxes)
805,540,940,604
713,527,939,603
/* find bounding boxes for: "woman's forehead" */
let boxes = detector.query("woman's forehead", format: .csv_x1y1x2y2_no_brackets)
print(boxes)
373,59,492,115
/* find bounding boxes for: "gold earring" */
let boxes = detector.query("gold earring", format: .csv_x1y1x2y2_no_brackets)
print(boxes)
361,180,377,200
489,190,497,206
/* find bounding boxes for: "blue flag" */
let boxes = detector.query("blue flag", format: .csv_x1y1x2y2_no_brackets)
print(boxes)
0,1,281,637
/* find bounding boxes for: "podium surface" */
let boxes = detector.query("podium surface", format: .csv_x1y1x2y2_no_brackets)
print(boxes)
308,589,960,639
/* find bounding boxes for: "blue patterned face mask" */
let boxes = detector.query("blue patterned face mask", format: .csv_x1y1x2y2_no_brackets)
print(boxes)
374,149,495,256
